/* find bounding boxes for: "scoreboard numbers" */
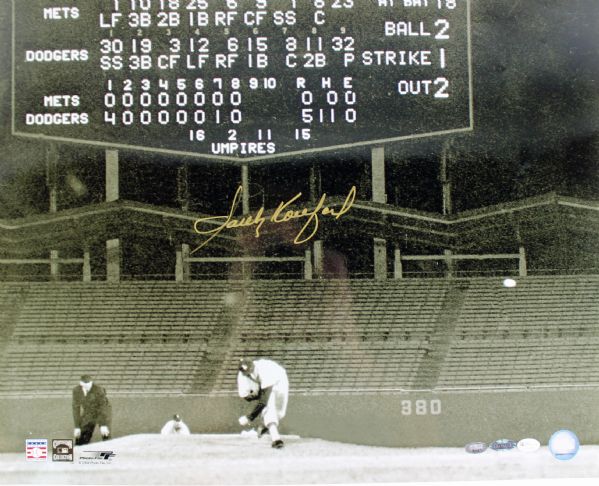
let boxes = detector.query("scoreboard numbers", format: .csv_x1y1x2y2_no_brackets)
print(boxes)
13,0,473,162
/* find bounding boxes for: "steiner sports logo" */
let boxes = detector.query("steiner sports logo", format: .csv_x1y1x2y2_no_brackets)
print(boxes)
78,450,116,464
52,439,73,462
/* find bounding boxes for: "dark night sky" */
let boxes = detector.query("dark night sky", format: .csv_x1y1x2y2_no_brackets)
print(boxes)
0,0,598,216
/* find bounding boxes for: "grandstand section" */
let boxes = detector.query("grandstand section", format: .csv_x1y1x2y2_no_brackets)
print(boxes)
1,277,599,396
437,276,599,389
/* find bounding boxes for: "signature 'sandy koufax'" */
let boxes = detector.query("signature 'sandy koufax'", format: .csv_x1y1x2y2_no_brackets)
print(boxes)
191,186,356,253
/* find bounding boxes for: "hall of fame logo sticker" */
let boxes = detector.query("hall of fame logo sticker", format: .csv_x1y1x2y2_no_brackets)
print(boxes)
25,439,47,462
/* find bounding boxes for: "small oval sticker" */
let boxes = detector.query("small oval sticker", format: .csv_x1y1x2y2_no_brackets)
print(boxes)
517,438,541,453
490,439,518,451
465,442,488,454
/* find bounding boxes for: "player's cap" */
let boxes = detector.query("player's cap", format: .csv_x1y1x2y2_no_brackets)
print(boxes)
239,358,253,373
173,414,181,421
80,374,93,383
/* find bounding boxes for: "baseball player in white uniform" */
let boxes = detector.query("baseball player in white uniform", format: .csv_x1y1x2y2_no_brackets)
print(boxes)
237,357,289,449
160,414,191,435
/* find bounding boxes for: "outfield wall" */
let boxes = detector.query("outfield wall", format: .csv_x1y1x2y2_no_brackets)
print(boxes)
1,389,598,452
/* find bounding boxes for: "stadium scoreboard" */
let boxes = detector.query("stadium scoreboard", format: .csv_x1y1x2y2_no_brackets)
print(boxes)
12,0,473,162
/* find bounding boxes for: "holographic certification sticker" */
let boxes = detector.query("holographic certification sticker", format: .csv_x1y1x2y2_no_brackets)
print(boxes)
549,430,580,460
489,439,518,451
465,442,488,454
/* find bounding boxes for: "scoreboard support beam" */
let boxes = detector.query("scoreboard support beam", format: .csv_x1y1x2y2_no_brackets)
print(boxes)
371,146,387,204
241,164,250,214
45,143,59,214
46,144,60,280
105,150,121,280
309,164,322,205
106,150,119,202
241,164,250,279
372,147,388,280
177,163,190,212
440,141,454,216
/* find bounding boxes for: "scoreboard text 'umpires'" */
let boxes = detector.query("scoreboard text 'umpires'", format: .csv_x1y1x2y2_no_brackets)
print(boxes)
12,0,473,162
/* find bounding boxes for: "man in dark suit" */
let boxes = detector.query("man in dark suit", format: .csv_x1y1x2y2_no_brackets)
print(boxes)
72,375,112,445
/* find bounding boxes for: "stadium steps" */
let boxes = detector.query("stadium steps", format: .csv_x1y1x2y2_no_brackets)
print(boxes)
189,288,247,393
0,285,29,355
412,281,470,388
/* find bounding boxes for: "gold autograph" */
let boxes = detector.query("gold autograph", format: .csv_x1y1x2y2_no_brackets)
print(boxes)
191,185,356,254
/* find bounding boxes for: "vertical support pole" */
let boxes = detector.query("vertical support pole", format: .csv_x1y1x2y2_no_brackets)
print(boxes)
371,146,386,204
106,238,121,282
176,244,191,282
374,238,387,280
177,163,190,212
444,249,454,278
519,246,527,277
241,164,250,214
106,150,120,281
394,246,403,279
309,164,322,279
106,149,119,202
182,244,190,281
440,141,453,216
50,250,59,281
46,143,59,213
82,250,91,282
175,247,183,282
309,163,321,205
313,240,324,278
241,262,252,281
304,248,313,280
46,144,59,281
241,164,250,279
372,146,387,279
